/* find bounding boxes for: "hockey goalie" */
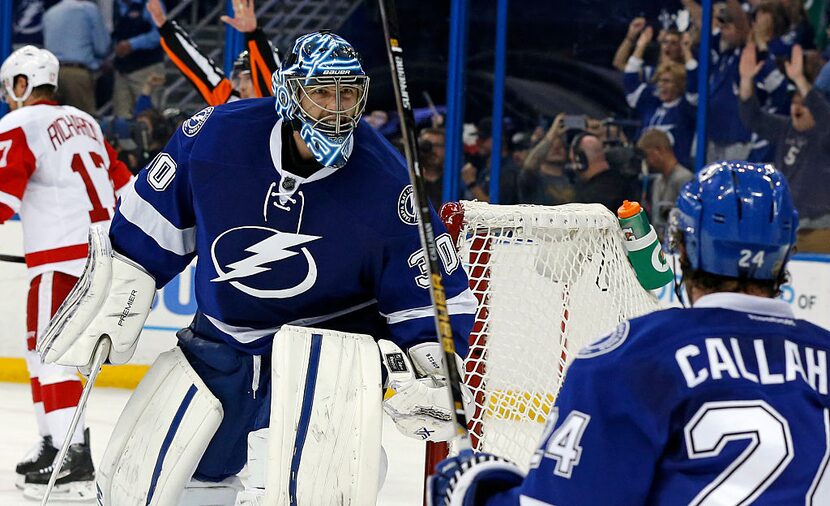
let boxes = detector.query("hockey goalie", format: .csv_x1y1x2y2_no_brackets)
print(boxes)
37,31,475,505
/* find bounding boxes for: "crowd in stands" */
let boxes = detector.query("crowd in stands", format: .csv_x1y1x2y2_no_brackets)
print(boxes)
392,0,830,254
9,0,830,253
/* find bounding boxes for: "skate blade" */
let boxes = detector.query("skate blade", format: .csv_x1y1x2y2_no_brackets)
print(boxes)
22,480,96,502
15,474,24,490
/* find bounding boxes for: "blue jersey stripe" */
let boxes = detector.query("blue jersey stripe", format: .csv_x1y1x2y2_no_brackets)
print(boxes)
289,333,323,505
146,383,198,505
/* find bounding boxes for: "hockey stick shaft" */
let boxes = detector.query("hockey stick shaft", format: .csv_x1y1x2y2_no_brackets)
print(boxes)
0,253,25,263
40,339,111,506
377,0,471,449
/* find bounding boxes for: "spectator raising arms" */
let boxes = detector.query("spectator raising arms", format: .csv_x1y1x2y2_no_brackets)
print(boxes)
613,16,685,78
752,1,791,57
739,42,830,253
613,17,648,73
624,25,697,168
699,0,789,162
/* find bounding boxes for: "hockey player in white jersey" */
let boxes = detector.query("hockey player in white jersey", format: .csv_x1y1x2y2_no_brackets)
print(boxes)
429,161,830,505
36,31,476,505
0,46,133,501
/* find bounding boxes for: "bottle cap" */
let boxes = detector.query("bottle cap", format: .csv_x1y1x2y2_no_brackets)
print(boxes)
617,200,641,219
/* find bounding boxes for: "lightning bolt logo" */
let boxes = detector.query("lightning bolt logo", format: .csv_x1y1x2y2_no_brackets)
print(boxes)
210,227,323,299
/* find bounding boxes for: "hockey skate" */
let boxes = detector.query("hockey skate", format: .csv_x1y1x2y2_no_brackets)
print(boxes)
15,435,58,489
22,430,95,502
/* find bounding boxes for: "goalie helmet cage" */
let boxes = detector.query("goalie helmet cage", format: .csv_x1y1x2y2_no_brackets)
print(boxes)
426,201,661,483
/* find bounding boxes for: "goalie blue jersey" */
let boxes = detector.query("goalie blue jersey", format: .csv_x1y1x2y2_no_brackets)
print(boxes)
109,98,476,355
487,292,830,505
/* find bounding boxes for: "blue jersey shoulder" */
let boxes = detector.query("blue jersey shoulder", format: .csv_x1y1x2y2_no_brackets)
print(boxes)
182,98,279,164
328,122,426,237
577,305,830,367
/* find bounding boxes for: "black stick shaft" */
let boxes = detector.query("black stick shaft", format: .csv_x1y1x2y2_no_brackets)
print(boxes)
0,254,25,264
377,0,471,448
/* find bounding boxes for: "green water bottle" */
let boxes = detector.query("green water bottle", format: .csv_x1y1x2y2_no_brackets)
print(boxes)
617,200,674,290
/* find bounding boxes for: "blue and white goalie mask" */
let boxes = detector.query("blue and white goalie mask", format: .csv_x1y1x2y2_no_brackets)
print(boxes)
272,31,369,168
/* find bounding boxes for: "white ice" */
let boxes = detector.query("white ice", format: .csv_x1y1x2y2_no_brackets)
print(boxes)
0,382,425,505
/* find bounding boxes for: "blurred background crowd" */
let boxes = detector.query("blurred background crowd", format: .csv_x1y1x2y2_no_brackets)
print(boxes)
6,0,830,253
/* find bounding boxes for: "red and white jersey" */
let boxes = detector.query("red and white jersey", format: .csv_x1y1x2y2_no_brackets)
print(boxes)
0,101,133,280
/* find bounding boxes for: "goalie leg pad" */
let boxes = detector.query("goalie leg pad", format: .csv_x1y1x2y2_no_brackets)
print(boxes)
97,347,223,506
265,325,383,506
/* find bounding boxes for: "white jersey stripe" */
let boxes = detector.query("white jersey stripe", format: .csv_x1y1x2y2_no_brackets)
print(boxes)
381,289,478,325
519,495,555,506
36,272,54,338
203,299,377,344
119,184,196,256
0,189,21,212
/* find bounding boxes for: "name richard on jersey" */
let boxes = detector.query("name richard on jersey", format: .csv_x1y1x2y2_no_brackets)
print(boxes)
676,336,828,395
47,113,100,150
210,225,322,299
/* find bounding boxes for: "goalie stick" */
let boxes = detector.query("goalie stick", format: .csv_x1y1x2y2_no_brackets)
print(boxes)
40,339,111,506
0,253,25,263
377,0,471,450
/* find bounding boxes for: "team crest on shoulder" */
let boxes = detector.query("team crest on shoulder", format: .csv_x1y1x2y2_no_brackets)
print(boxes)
576,321,630,359
398,185,417,225
182,107,214,137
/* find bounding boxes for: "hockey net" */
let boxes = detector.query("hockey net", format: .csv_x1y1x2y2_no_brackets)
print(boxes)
434,201,661,472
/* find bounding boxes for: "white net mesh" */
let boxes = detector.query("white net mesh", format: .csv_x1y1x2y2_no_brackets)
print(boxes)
454,201,660,470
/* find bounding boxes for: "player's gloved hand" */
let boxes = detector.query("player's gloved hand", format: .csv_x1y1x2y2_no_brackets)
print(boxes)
427,449,524,506
379,340,473,442
37,227,156,373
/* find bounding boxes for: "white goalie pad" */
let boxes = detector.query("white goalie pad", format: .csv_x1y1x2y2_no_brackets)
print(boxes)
265,325,382,506
97,347,224,506
37,226,156,369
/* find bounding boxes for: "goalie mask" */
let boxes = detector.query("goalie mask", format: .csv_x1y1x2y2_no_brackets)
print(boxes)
272,31,369,168
0,45,59,107
668,161,798,281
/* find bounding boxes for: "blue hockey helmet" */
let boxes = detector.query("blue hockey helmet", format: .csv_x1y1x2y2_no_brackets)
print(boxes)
272,31,369,168
668,161,798,281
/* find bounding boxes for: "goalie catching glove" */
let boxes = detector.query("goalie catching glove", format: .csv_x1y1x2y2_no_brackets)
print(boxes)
379,340,473,442
37,227,156,372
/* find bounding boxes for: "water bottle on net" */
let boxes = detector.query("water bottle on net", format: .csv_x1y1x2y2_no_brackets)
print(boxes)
617,200,674,290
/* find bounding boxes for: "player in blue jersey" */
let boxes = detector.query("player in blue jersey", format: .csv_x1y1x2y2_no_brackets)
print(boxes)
36,31,476,504
429,160,830,505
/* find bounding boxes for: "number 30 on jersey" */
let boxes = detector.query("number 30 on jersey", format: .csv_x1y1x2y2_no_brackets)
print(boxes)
408,233,460,289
